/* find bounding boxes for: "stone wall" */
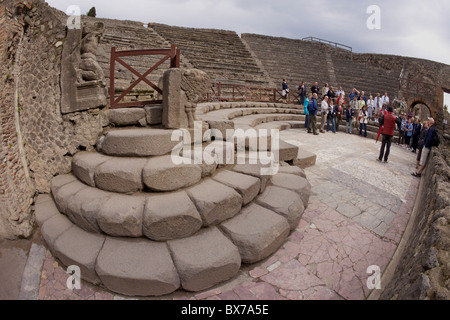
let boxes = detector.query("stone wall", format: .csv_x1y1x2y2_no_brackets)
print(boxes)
0,0,108,239
379,146,450,300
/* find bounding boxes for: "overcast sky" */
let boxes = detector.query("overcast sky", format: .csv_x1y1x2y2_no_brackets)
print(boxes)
47,0,450,105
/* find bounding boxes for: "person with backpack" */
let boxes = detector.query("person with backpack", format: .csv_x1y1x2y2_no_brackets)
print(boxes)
412,117,439,177
298,81,307,105
326,99,336,133
345,104,354,134
415,120,429,170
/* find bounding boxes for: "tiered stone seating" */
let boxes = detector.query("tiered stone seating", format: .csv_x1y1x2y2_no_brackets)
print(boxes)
150,23,270,87
36,119,313,296
241,33,401,101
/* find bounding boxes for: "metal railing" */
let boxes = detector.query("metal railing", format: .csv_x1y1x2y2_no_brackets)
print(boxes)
204,81,301,104
109,44,180,109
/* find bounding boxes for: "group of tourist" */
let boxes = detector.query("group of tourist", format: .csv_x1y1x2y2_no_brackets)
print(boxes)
282,79,439,177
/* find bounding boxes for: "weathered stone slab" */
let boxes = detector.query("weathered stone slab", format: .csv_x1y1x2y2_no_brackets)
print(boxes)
35,195,60,227
108,108,146,126
143,191,202,241
145,105,163,125
212,170,261,205
66,187,112,233
71,151,109,187
40,214,74,254
232,163,271,193
96,237,180,296
270,173,311,208
53,225,105,284
220,203,290,263
277,140,299,162
143,155,202,192
50,174,78,195
168,227,241,292
100,129,180,157
256,186,305,230
207,120,235,139
187,179,242,226
293,149,317,169
97,195,146,237
94,157,147,193
52,179,89,215
162,68,188,129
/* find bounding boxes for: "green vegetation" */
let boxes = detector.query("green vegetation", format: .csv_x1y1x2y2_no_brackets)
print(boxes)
87,7,96,17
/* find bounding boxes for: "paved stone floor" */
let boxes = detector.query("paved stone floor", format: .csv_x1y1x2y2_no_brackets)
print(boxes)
2,128,420,300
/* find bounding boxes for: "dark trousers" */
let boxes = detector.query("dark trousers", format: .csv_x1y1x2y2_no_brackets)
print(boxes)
304,114,309,128
308,115,317,134
379,134,393,162
359,123,367,137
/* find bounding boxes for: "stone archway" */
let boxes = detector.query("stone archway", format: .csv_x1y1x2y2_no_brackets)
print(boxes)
407,96,435,120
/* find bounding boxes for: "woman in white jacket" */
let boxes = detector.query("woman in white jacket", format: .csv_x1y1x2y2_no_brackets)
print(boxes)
359,105,369,137
366,95,374,121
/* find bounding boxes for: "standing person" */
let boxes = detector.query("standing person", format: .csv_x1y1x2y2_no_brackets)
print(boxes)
336,99,343,132
400,97,407,111
413,118,437,177
398,114,407,145
349,88,360,102
303,93,310,129
345,104,354,134
367,95,374,121
327,86,336,103
359,91,367,105
326,99,337,133
359,105,369,137
377,106,396,163
337,86,345,99
373,93,382,122
311,82,320,95
298,81,307,105
281,79,289,104
322,83,329,99
381,92,390,106
336,93,345,106
411,118,422,153
357,95,366,130
350,96,359,133
320,96,329,133
415,121,429,170
308,93,319,135
405,118,414,150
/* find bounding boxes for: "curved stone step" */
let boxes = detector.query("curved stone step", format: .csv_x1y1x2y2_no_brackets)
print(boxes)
270,173,311,208
220,203,290,263
99,129,181,157
212,170,261,205
256,186,305,230
167,227,241,292
96,237,181,296
72,151,204,193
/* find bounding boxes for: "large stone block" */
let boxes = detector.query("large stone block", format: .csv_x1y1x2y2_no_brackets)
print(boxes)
94,157,147,193
100,129,180,157
270,173,311,208
52,180,89,215
96,237,180,296
97,195,146,237
108,108,146,126
212,170,261,205
162,68,188,129
142,155,202,192
293,149,317,169
143,191,202,241
71,151,109,187
256,186,305,230
145,105,163,125
232,163,271,193
168,227,241,292
34,195,60,227
53,225,105,284
40,214,74,254
186,179,242,226
220,203,290,263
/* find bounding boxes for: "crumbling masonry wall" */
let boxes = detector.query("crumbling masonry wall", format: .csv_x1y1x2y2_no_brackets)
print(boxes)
0,0,107,239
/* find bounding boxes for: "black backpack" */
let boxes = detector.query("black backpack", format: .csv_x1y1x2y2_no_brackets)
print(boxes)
430,129,440,147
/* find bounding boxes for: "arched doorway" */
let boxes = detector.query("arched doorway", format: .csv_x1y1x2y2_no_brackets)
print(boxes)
411,102,431,121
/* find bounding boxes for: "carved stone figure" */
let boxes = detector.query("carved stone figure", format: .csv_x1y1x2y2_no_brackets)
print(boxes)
79,22,105,83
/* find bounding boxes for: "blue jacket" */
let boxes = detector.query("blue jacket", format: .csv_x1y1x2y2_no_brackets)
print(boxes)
309,97,318,116
282,82,288,90
303,98,310,115
424,125,435,149
346,107,354,122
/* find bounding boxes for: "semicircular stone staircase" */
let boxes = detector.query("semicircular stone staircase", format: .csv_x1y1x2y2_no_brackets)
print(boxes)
35,105,314,297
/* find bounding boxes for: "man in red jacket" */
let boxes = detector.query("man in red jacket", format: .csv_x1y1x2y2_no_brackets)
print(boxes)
377,106,397,163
